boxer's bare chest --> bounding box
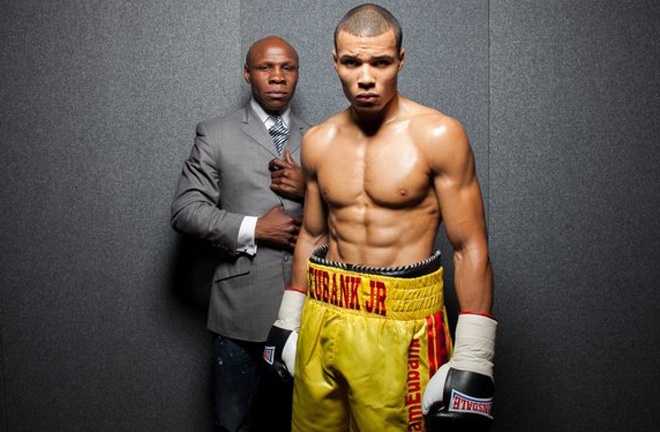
[317,131,432,210]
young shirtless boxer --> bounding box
[264,4,497,431]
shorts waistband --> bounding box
[309,244,442,279]
[306,246,444,320]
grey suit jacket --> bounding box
[171,104,310,342]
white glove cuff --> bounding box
[273,289,306,331]
[450,313,497,378]
[282,330,299,377]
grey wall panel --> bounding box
[0,0,242,430]
[490,1,660,430]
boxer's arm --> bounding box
[423,116,496,430]
[290,127,330,291]
[431,116,492,314]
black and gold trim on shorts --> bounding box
[309,244,442,279]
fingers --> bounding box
[270,167,289,180]
[270,181,297,198]
[270,169,296,188]
[269,218,300,250]
[287,224,300,249]
[269,151,300,171]
[269,158,286,171]
[269,153,305,202]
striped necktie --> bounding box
[268,116,288,155]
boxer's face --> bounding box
[333,29,404,114]
[244,38,299,115]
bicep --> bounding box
[431,121,487,250]
[299,127,329,241]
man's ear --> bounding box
[243,63,250,84]
[398,49,406,71]
[332,49,338,70]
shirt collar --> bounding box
[250,99,291,129]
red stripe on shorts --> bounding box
[426,314,439,376]
[426,311,449,377]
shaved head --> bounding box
[334,3,402,52]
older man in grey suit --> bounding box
[171,35,309,432]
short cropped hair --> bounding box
[334,3,403,52]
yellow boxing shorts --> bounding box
[292,245,453,432]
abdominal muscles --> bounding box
[325,189,440,268]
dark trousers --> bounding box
[213,334,293,432]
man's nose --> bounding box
[357,66,375,88]
[269,67,286,83]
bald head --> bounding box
[334,3,402,52]
[245,35,298,69]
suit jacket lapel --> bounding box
[240,105,279,157]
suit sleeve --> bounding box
[171,121,245,253]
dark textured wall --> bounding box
[1,1,658,431]
[490,2,660,430]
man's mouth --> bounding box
[267,92,288,99]
[356,93,377,103]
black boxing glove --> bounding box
[422,313,497,431]
[263,288,305,381]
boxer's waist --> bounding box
[306,245,444,320]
